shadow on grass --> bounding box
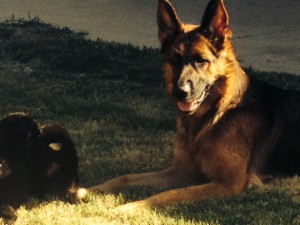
[169,190,300,225]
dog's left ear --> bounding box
[200,0,229,39]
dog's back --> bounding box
[246,80,300,176]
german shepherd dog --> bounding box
[90,0,300,214]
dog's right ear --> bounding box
[200,0,229,40]
[157,0,182,47]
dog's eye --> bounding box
[192,55,209,65]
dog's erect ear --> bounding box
[200,0,229,39]
[157,0,182,46]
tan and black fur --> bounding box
[90,0,300,214]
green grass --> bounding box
[0,18,300,225]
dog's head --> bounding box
[157,0,235,115]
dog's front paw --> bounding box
[112,200,149,216]
[67,187,89,203]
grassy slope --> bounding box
[0,18,299,225]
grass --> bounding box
[0,18,299,224]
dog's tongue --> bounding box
[178,101,195,112]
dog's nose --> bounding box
[178,80,192,93]
[176,80,193,99]
[178,83,190,93]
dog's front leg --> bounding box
[88,165,195,193]
[113,181,245,215]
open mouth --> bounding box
[177,86,209,114]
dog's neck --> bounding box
[211,44,249,125]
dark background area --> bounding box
[0,0,299,74]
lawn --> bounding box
[0,18,299,225]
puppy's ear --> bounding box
[49,143,62,151]
[157,0,182,46]
[200,0,230,39]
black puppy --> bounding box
[0,159,15,224]
[0,160,15,225]
[0,113,39,204]
[0,113,85,223]
[0,113,39,224]
[28,124,81,200]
